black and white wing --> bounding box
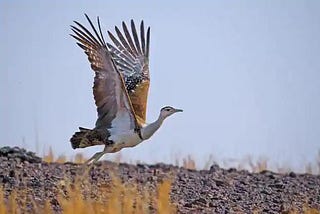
[70,15,141,131]
[107,20,150,125]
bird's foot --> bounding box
[84,151,106,165]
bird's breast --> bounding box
[108,129,143,150]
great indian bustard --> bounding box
[70,14,182,164]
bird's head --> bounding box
[159,106,183,119]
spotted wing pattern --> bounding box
[107,20,150,125]
[70,15,141,131]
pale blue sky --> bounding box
[1,1,320,170]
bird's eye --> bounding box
[166,109,170,111]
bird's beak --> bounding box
[174,108,183,113]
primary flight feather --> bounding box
[70,14,182,164]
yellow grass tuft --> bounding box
[8,190,18,214]
[56,155,67,163]
[43,146,55,163]
[0,187,6,214]
[0,170,176,214]
[182,155,196,170]
[157,179,176,213]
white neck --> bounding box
[141,114,165,140]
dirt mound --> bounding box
[0,147,319,213]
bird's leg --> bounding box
[85,146,108,165]
[80,151,103,176]
[84,151,103,165]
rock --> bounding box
[209,163,220,172]
[289,172,297,178]
[9,170,15,177]
[0,146,319,213]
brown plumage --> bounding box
[107,20,150,125]
[69,14,182,164]
[70,15,141,149]
[71,127,110,149]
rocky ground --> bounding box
[0,147,319,213]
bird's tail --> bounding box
[70,127,105,149]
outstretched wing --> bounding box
[70,14,141,132]
[107,20,150,125]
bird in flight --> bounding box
[70,14,183,164]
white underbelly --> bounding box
[108,129,143,152]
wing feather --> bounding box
[140,21,145,54]
[115,26,136,59]
[146,27,150,58]
[107,31,135,65]
[122,22,139,57]
[73,21,100,45]
[84,14,105,45]
[131,20,142,55]
[71,15,141,131]
[108,20,151,124]
[97,16,106,45]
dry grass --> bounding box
[0,173,176,214]
[43,147,86,164]
[2,147,177,213]
[1,173,318,214]
[43,147,320,174]
[1,148,320,213]
[290,207,320,214]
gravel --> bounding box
[0,147,319,213]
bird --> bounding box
[70,14,183,164]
